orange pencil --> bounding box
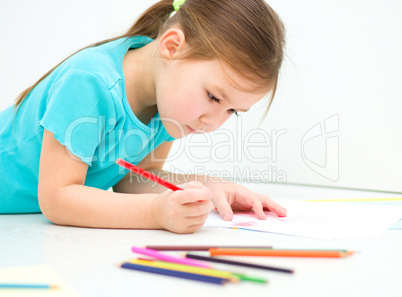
[209,248,353,258]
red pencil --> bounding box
[116,158,183,191]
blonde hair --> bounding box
[14,0,285,116]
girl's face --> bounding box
[156,59,266,139]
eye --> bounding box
[207,92,220,103]
[229,109,239,116]
[207,92,239,116]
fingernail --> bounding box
[223,214,231,221]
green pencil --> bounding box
[232,273,268,284]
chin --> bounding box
[172,131,189,139]
[163,122,188,139]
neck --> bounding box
[123,41,158,123]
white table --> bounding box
[1,183,401,297]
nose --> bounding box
[199,112,228,132]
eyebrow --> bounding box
[212,84,250,112]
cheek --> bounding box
[159,93,198,123]
[156,67,206,129]
[155,94,197,139]
[159,97,206,139]
[161,87,204,121]
[176,100,201,122]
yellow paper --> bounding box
[0,265,80,297]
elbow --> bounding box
[38,187,66,225]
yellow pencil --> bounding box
[129,259,239,282]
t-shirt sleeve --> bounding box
[39,70,115,166]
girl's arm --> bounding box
[112,141,175,194]
[38,129,213,233]
[113,139,286,220]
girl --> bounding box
[0,0,287,233]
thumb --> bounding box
[213,194,233,221]
[180,181,205,190]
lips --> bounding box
[187,125,210,134]
[186,125,196,133]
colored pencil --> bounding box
[145,245,273,251]
[133,259,268,284]
[209,248,353,258]
[121,262,227,285]
[0,283,59,289]
[131,246,211,269]
[186,254,294,274]
[116,158,182,191]
[129,259,238,281]
[231,273,268,284]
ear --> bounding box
[158,28,186,61]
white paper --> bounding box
[204,198,402,239]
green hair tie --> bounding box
[173,0,186,12]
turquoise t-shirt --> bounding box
[0,36,175,214]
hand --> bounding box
[152,182,214,234]
[204,179,287,221]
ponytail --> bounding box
[15,0,285,119]
[126,0,174,39]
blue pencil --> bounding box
[121,262,227,285]
[0,283,58,289]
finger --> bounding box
[259,195,287,217]
[178,213,210,233]
[213,193,233,221]
[251,199,267,220]
[178,187,213,204]
[183,182,210,203]
[182,220,208,234]
[187,212,210,228]
[180,181,205,189]
[185,200,214,218]
[237,204,253,211]
[187,212,210,225]
[186,223,205,233]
